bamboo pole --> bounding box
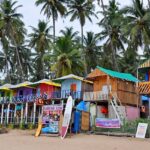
[33,102,36,125]
[20,104,24,124]
[6,103,10,124]
[25,102,28,124]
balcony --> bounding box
[83,91,109,101]
[138,81,150,95]
[0,97,11,104]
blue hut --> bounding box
[54,74,93,99]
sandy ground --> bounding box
[0,130,150,150]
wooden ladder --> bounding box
[110,94,126,125]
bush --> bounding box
[19,123,25,130]
[7,124,14,129]
[95,118,150,137]
[28,123,35,130]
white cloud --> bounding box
[17,0,148,35]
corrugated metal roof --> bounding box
[96,66,138,82]
[28,79,61,87]
[10,81,33,89]
[53,74,93,84]
[138,59,150,69]
[0,84,13,90]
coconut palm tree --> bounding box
[0,0,26,81]
[122,0,150,50]
[51,36,84,77]
[83,32,100,73]
[29,20,52,79]
[98,0,126,71]
[35,0,66,42]
[60,27,79,41]
[67,0,97,46]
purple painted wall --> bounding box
[126,106,140,120]
[17,87,33,96]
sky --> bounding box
[17,0,148,36]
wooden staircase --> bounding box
[110,94,126,125]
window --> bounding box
[70,84,77,92]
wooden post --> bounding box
[25,102,28,124]
[6,103,10,124]
[1,104,4,124]
[33,102,36,125]
[20,104,24,124]
[14,104,17,124]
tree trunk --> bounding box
[2,43,11,83]
[12,37,24,81]
[81,25,87,76]
[81,25,84,47]
[100,0,119,71]
[4,53,11,83]
[148,0,150,9]
[52,10,55,43]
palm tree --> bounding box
[0,0,26,81]
[83,32,100,73]
[60,27,79,41]
[98,0,126,71]
[35,0,66,42]
[122,0,150,50]
[50,36,84,77]
[29,20,52,79]
[67,0,97,46]
[9,42,32,82]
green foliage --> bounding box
[7,124,14,129]
[27,123,35,130]
[19,122,25,130]
[95,118,150,137]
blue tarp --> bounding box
[73,101,88,133]
[76,101,87,111]
[141,95,149,101]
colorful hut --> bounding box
[28,79,61,100]
[138,59,150,118]
[0,84,14,124]
[84,66,139,122]
[54,74,93,99]
[11,81,34,103]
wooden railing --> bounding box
[138,81,150,95]
[83,91,109,101]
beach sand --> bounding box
[0,130,150,150]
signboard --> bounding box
[42,104,63,134]
[43,104,63,115]
[95,118,120,128]
[136,123,148,138]
[61,96,73,139]
[81,111,90,131]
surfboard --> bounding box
[61,96,73,139]
[35,122,42,137]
